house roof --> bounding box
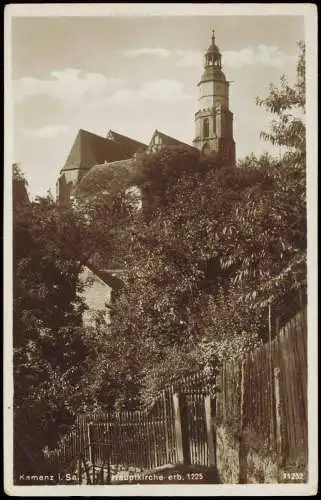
[88,265,125,290]
[60,129,126,175]
[107,130,148,157]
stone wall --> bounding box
[216,425,280,484]
[216,426,240,483]
[245,448,279,483]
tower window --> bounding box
[203,118,209,138]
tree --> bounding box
[12,163,29,205]
[74,162,139,269]
[239,40,306,311]
[110,42,306,397]
[12,178,132,474]
[256,40,305,167]
[13,193,88,473]
[109,148,271,400]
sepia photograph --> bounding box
[4,3,318,496]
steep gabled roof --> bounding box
[60,129,126,174]
[87,264,125,290]
[107,130,148,157]
[149,129,195,150]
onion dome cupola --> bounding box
[205,30,223,69]
[200,30,226,85]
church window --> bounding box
[203,118,209,138]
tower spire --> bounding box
[193,32,235,164]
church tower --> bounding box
[193,31,235,164]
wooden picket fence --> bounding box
[44,392,176,482]
[43,308,307,481]
[79,390,178,471]
[43,374,214,482]
[216,309,308,464]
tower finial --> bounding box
[212,29,215,44]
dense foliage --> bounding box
[13,178,132,473]
[12,42,306,465]
[109,40,306,398]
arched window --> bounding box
[203,118,209,138]
[213,56,221,68]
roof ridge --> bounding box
[87,264,124,289]
[78,128,107,141]
[109,129,148,147]
[93,158,134,168]
[154,129,194,148]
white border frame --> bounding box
[4,3,318,496]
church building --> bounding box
[56,31,235,205]
[55,30,236,324]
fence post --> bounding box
[204,395,216,466]
[87,423,92,465]
[78,456,82,484]
[172,392,184,464]
[240,359,245,432]
[268,301,276,448]
[239,359,248,484]
[274,367,282,455]
[180,394,191,465]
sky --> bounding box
[9,10,305,198]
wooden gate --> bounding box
[172,374,217,468]
[181,392,209,465]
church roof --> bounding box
[107,130,148,157]
[198,66,226,84]
[206,30,221,57]
[60,129,125,175]
[149,130,195,150]
[199,30,226,84]
[77,158,137,196]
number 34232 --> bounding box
[283,471,305,481]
